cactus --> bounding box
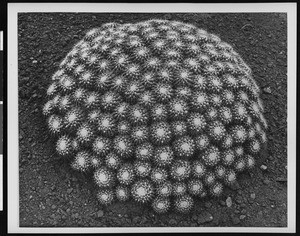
[43,19,267,213]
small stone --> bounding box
[232,217,241,225]
[197,211,213,224]
[97,210,104,218]
[276,177,287,182]
[192,215,198,221]
[133,216,140,224]
[164,14,172,20]
[235,197,243,204]
[169,219,177,226]
[250,193,256,199]
[240,215,246,220]
[74,213,79,218]
[226,197,232,207]
[205,202,212,208]
[260,165,268,170]
[219,200,226,206]
[263,179,271,185]
[237,190,242,195]
[66,208,70,213]
[32,60,38,64]
[229,182,240,190]
[51,205,56,209]
[67,188,73,194]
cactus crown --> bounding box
[44,19,267,213]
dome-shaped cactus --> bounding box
[43,19,268,213]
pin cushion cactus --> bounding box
[43,19,267,213]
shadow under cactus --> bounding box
[19,13,287,227]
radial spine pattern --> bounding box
[44,19,268,214]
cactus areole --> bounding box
[43,19,267,213]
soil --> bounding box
[18,13,287,227]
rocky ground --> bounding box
[18,13,287,227]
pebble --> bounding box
[67,188,73,194]
[32,60,38,64]
[197,211,213,224]
[169,219,177,226]
[240,215,246,220]
[97,210,104,218]
[232,217,241,225]
[219,200,226,206]
[229,182,240,190]
[192,215,198,221]
[250,193,256,199]
[260,165,268,170]
[133,216,140,224]
[235,196,243,204]
[226,197,232,207]
[51,205,56,209]
[263,179,271,185]
[182,221,189,227]
[276,177,287,182]
[205,202,212,208]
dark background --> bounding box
[0,51,3,101]
[18,13,287,227]
[0,104,2,154]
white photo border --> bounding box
[8,2,296,233]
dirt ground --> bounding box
[18,13,287,227]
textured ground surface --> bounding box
[18,13,287,227]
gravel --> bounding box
[19,12,287,227]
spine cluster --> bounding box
[44,19,268,214]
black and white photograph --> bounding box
[7,3,296,234]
